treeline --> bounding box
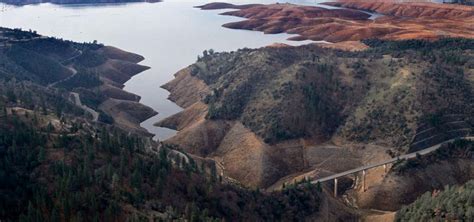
[0,82,323,221]
[0,28,40,40]
[396,180,474,221]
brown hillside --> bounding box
[199,2,474,42]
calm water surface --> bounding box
[0,0,324,140]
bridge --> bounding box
[310,136,473,197]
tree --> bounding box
[316,182,322,192]
[210,164,217,183]
[7,90,16,103]
[38,147,46,162]
[466,207,474,220]
[131,169,142,189]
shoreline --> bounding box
[197,2,474,42]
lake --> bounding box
[0,0,329,140]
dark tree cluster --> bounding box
[396,180,474,221]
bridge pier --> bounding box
[352,174,358,189]
[334,178,338,197]
[362,170,366,192]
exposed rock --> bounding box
[156,101,208,130]
[161,66,211,108]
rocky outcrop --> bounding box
[156,102,208,131]
[161,67,211,108]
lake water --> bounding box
[0,0,332,140]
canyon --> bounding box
[1,0,473,220]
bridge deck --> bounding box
[311,137,473,184]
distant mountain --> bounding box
[0,0,160,5]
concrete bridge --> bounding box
[311,136,473,197]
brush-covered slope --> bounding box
[159,39,474,187]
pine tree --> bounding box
[119,149,128,176]
[51,207,60,222]
[210,164,217,183]
[131,169,142,189]
[38,147,46,163]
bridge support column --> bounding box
[362,170,366,192]
[334,178,338,197]
[352,174,358,189]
